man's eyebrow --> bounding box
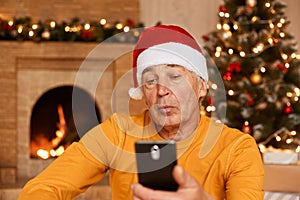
[142,67,154,74]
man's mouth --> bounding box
[158,105,177,113]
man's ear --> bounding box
[197,78,207,98]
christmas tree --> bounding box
[202,0,300,150]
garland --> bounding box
[0,17,146,43]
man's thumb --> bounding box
[172,165,197,188]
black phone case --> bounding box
[135,141,178,191]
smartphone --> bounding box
[135,140,178,191]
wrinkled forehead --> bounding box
[142,64,193,75]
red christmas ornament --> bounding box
[125,19,135,27]
[246,93,254,106]
[223,71,232,81]
[202,34,210,42]
[242,6,254,14]
[81,30,93,40]
[208,97,213,106]
[219,5,227,13]
[283,105,293,114]
[1,22,13,31]
[274,63,287,72]
[242,121,252,134]
[228,61,241,72]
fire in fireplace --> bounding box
[30,85,101,159]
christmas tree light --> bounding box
[202,0,300,150]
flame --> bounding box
[33,104,67,159]
[37,146,65,159]
[37,149,49,159]
[49,146,65,157]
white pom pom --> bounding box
[128,87,143,100]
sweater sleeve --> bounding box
[18,141,107,200]
[225,134,265,200]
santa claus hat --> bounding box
[129,24,208,100]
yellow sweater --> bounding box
[19,112,264,200]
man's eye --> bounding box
[145,79,157,88]
[170,74,181,80]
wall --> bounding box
[0,0,140,24]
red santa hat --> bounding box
[129,24,208,100]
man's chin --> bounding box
[153,115,181,127]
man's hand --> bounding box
[131,165,214,200]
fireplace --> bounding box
[30,85,101,159]
[13,42,136,180]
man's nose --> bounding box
[157,83,170,97]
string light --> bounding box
[50,21,56,28]
[0,17,143,43]
[84,23,91,30]
[17,25,23,34]
[279,32,285,38]
[258,127,300,153]
[253,47,259,54]
[265,2,271,8]
[216,23,222,30]
[228,48,234,55]
[115,23,123,30]
[269,23,275,29]
[28,30,34,37]
[286,138,293,144]
[281,53,288,60]
[260,66,266,73]
[206,105,216,112]
[240,51,246,57]
[294,87,300,96]
[275,135,281,141]
[65,26,71,32]
[99,18,107,25]
[211,83,218,90]
[251,16,258,23]
[8,20,14,26]
[268,37,273,45]
[233,24,239,30]
[285,63,290,68]
[133,30,140,37]
[215,46,222,57]
[32,24,39,30]
[223,23,230,31]
[277,22,283,28]
[228,90,234,96]
[296,146,300,153]
[123,26,130,32]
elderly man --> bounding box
[19,25,264,200]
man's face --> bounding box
[142,64,207,129]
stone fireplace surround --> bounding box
[0,41,146,199]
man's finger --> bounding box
[131,183,177,200]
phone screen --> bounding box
[135,140,178,191]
